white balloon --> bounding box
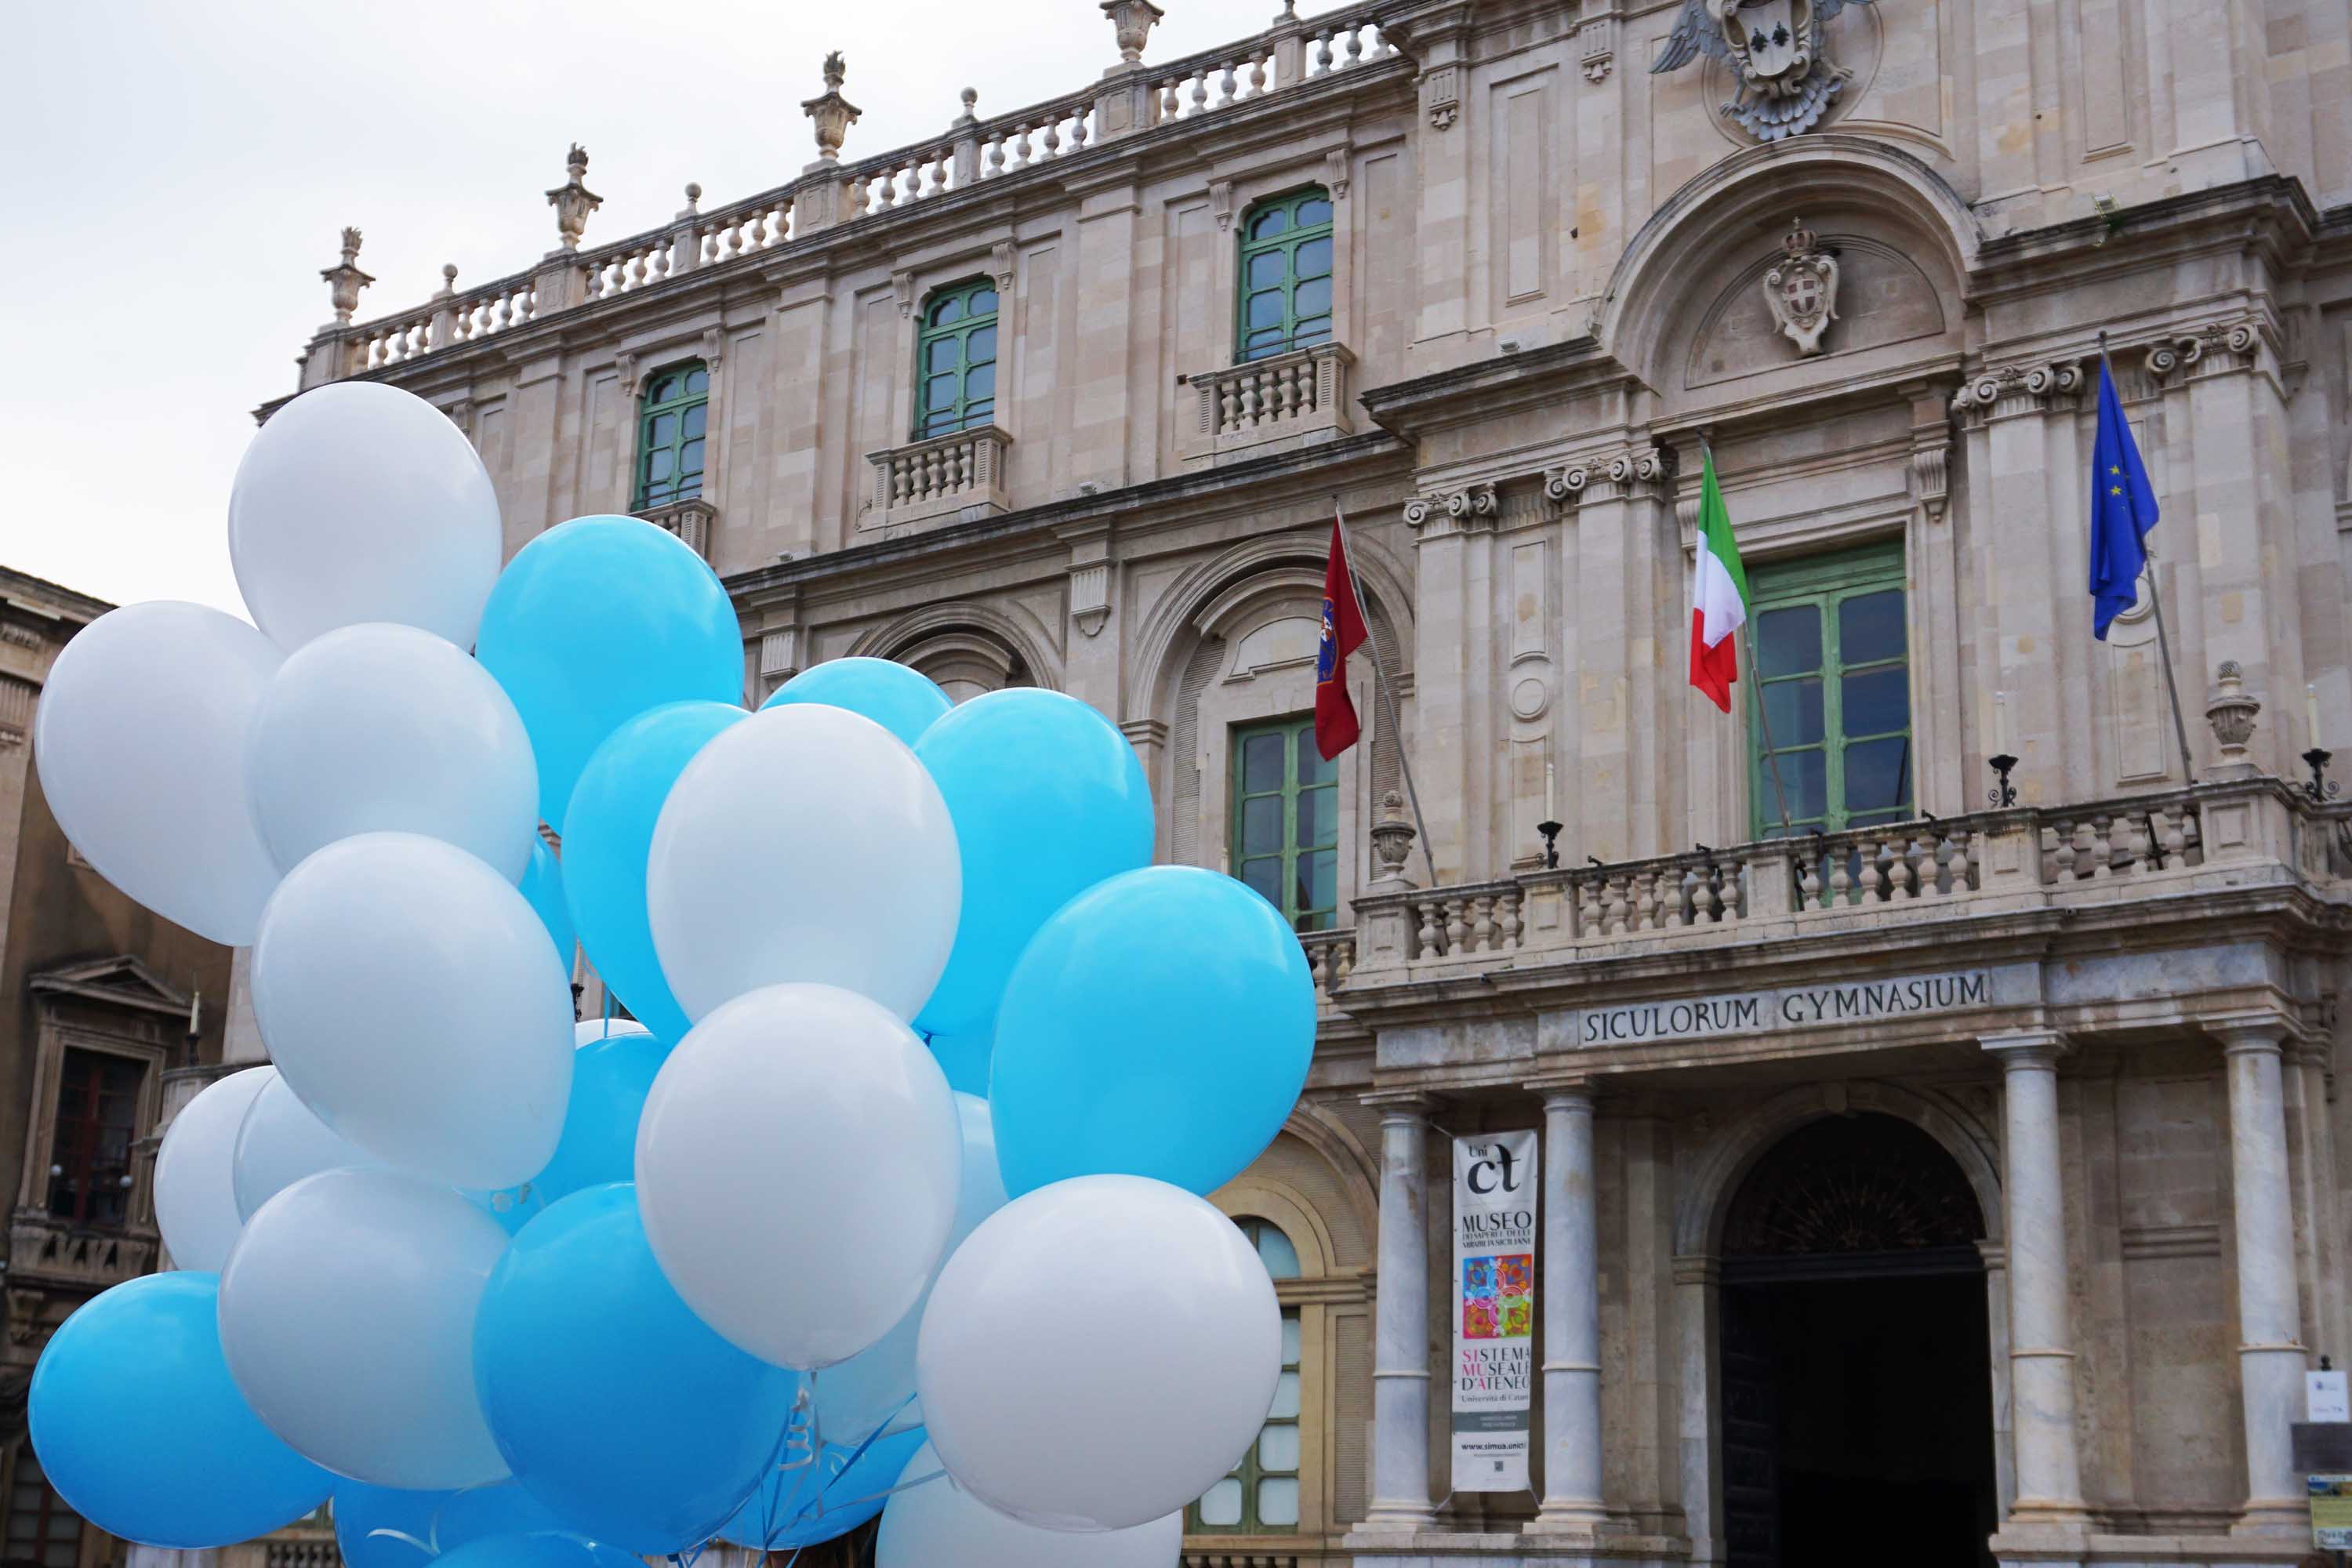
[151,1067,274,1272]
[252,833,573,1189]
[229,381,502,653]
[220,1167,510,1488]
[247,623,537,880]
[647,705,959,1024]
[233,1070,379,1220]
[877,1444,1181,1568]
[818,1093,1007,1443]
[637,983,959,1370]
[917,1176,1279,1530]
[32,602,282,943]
[572,1018,652,1048]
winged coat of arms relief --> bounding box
[1650,0,1880,142]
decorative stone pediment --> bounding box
[30,956,191,1020]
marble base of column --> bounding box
[1359,1361,1437,1533]
[2231,1341,2311,1537]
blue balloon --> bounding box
[30,1272,332,1548]
[531,1030,670,1205]
[559,701,746,1040]
[991,866,1315,1196]
[717,1428,926,1550]
[913,689,1153,1034]
[518,838,573,969]
[476,515,745,826]
[430,1534,642,1568]
[333,1481,565,1568]
[761,657,951,747]
[473,1185,802,1552]
[924,1026,991,1096]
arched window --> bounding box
[1193,1218,1303,1534]
[915,280,1000,438]
[633,362,708,510]
[1236,188,1334,363]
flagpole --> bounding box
[1697,440,1795,836]
[2099,330,2198,782]
[1332,499,1442,891]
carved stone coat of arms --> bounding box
[1762,217,1838,356]
[1650,0,1879,142]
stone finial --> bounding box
[320,225,375,325]
[801,54,862,165]
[954,87,979,128]
[1100,0,1166,65]
[683,182,702,212]
[2205,659,2262,779]
[431,263,459,301]
[545,143,603,253]
[1370,789,1418,887]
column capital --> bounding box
[1361,1089,1438,1121]
[1525,1073,1595,1109]
[1981,1029,2069,1067]
[2205,1012,2295,1057]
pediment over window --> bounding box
[30,956,191,1020]
[1225,615,1322,681]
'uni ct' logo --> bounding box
[1465,1142,1523,1195]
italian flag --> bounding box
[1688,449,1749,713]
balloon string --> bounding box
[601,985,614,1038]
[826,1466,946,1512]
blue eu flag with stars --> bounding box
[2089,355,2160,641]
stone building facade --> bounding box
[283,1,2352,1564]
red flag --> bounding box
[1315,519,1369,760]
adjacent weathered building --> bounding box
[285,1,2352,1564]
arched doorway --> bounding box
[1718,1112,1997,1568]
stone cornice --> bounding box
[1969,174,2320,307]
[1356,334,1628,439]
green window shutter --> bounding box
[1746,541,1912,840]
[913,279,1001,439]
[633,362,710,510]
[1191,1222,1303,1534]
[1235,188,1335,364]
[1230,717,1338,932]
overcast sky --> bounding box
[1,0,1310,618]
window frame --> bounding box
[632,361,710,511]
[913,278,1001,440]
[1190,1219,1303,1535]
[1744,542,1913,840]
[45,1047,143,1231]
[1234,187,1336,365]
[1228,717,1338,933]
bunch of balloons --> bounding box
[26,381,1319,1567]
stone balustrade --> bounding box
[220,1531,338,1568]
[303,0,1409,385]
[1340,780,2332,989]
[1185,344,1356,466]
[1183,1553,1305,1568]
[862,425,1014,536]
[634,496,717,558]
[1298,927,1356,1008]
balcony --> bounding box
[1183,344,1356,468]
[635,495,717,557]
[1301,780,2347,1035]
[862,426,1014,538]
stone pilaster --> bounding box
[1528,1080,1607,1534]
[2211,1014,2309,1537]
[1980,1029,2092,1534]
[1359,1091,1439,1533]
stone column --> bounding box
[1362,1092,1437,1531]
[1981,1031,2089,1526]
[1529,1082,1607,1532]
[2214,1016,2309,1535]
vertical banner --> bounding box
[1452,1129,1537,1492]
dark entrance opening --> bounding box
[1719,1112,1998,1568]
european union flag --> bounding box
[2089,356,2161,641]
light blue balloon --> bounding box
[518,838,573,970]
[717,1427,925,1550]
[761,657,951,747]
[332,1480,566,1568]
[473,1185,802,1553]
[30,1272,332,1548]
[476,515,745,826]
[924,1026,991,1096]
[913,689,1153,1035]
[991,866,1316,1197]
[429,1534,642,1568]
[559,701,746,1041]
[530,1030,670,1206]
